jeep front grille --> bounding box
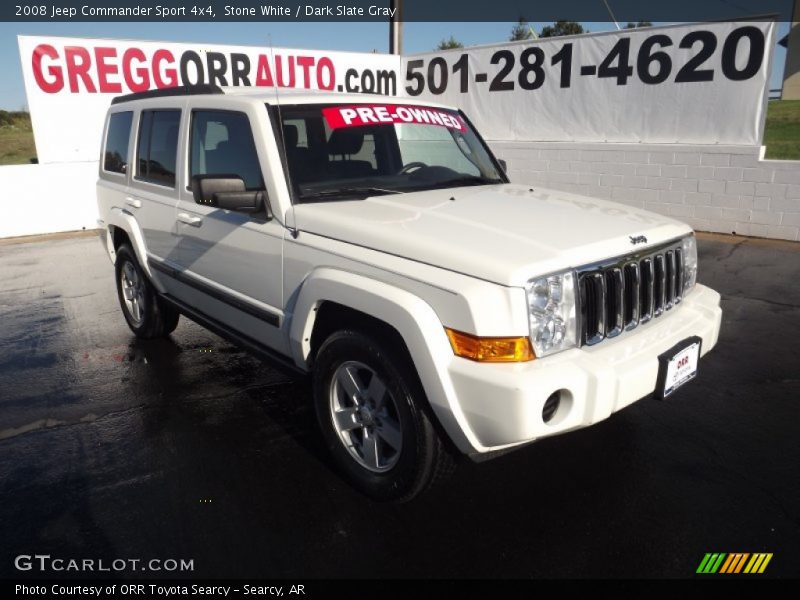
[578,241,684,346]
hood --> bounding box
[292,184,692,287]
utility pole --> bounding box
[782,0,800,99]
[389,0,403,54]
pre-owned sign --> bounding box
[322,104,464,130]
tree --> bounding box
[510,18,534,41]
[625,21,653,29]
[436,36,464,50]
[539,21,584,38]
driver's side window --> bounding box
[189,111,264,190]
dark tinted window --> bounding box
[136,110,180,187]
[103,111,132,174]
[190,111,263,189]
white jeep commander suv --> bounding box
[97,85,722,501]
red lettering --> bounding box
[32,44,63,93]
[275,55,295,88]
[152,49,177,89]
[316,57,335,90]
[94,47,121,93]
[122,48,150,92]
[255,55,274,86]
[297,56,314,89]
[64,46,96,93]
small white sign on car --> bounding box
[662,341,701,398]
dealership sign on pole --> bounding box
[19,21,774,164]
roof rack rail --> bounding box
[111,84,224,105]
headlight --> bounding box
[682,234,698,294]
[525,270,578,357]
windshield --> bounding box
[275,103,505,201]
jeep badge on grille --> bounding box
[630,235,648,245]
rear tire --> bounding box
[312,329,454,502]
[115,244,179,339]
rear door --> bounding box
[97,108,134,232]
[167,106,285,351]
[127,106,183,268]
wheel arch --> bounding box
[288,267,477,454]
[105,208,156,283]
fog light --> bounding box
[542,391,561,423]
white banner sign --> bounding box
[18,35,400,163]
[18,22,775,164]
[403,21,775,145]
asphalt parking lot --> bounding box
[1,231,798,579]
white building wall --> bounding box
[0,162,98,239]
[1,145,799,241]
[491,141,800,242]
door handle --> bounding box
[125,197,142,209]
[177,213,203,227]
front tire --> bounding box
[115,244,179,339]
[312,329,453,502]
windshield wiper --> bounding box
[426,175,503,189]
[299,186,402,201]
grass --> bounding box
[0,111,37,166]
[763,100,800,160]
[0,101,798,165]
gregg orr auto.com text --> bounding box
[30,43,397,95]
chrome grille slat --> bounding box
[654,254,666,317]
[624,262,640,330]
[582,272,607,346]
[605,267,624,338]
[577,240,684,347]
[641,257,654,323]
[665,250,675,310]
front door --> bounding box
[168,108,286,352]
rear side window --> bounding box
[190,111,264,190]
[103,111,132,174]
[136,109,181,187]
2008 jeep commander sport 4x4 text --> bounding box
[97,85,722,501]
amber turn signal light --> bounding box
[444,328,535,362]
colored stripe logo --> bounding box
[697,552,773,574]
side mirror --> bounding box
[191,175,270,217]
[498,159,508,173]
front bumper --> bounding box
[447,283,722,453]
